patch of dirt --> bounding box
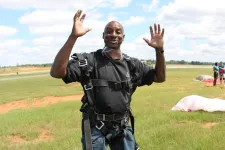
[35,128,54,142]
[18,67,50,71]
[200,122,217,129]
[175,121,188,126]
[9,128,54,144]
[9,136,27,143]
[205,83,214,87]
[0,95,83,114]
[0,66,50,75]
[217,93,225,99]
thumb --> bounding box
[85,28,92,33]
[143,37,151,46]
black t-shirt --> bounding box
[62,50,155,114]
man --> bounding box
[213,62,219,86]
[219,61,225,86]
[50,10,166,150]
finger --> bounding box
[74,10,82,21]
[80,14,86,22]
[143,37,150,45]
[77,10,82,19]
[158,24,161,34]
[150,26,154,37]
[74,10,80,20]
[154,23,157,34]
[161,28,165,37]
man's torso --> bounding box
[92,52,132,114]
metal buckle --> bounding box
[102,114,105,121]
[96,121,104,130]
[84,85,93,90]
[79,59,87,67]
[112,114,116,120]
[124,117,129,124]
[114,82,122,89]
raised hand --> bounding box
[143,24,164,49]
[71,10,92,37]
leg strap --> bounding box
[83,113,93,150]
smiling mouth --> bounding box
[110,40,118,44]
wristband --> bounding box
[156,48,164,54]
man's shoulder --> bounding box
[71,49,102,60]
[122,53,139,63]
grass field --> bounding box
[0,68,225,150]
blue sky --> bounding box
[0,0,224,66]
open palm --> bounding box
[71,10,91,37]
[143,24,164,49]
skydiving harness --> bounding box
[73,49,140,150]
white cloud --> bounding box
[28,25,72,36]
[123,16,146,26]
[0,25,18,38]
[0,0,105,10]
[0,0,133,66]
[0,39,25,51]
[19,10,108,36]
[152,0,225,62]
[0,0,131,10]
[110,0,132,8]
[32,36,66,46]
[0,39,25,65]
[19,10,103,26]
[142,0,159,12]
[158,0,224,23]
[2,0,225,66]
[107,16,118,22]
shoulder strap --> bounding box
[72,53,95,106]
[122,54,139,92]
[73,52,95,150]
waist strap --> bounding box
[95,112,129,121]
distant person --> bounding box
[213,62,219,86]
[50,10,166,150]
[219,61,225,86]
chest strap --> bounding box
[90,79,131,90]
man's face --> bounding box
[103,21,125,49]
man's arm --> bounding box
[143,23,165,83]
[154,49,166,82]
[50,35,77,78]
[50,9,91,79]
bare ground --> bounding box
[0,95,83,114]
[200,122,217,129]
[9,128,54,144]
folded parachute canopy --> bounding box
[171,95,225,112]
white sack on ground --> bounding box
[171,95,225,112]
[195,75,213,81]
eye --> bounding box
[105,29,113,34]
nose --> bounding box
[111,31,116,37]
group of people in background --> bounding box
[213,62,225,86]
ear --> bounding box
[122,34,125,41]
[102,32,104,39]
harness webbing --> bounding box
[74,50,140,150]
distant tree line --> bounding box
[0,61,214,68]
[0,63,52,68]
[140,59,214,66]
